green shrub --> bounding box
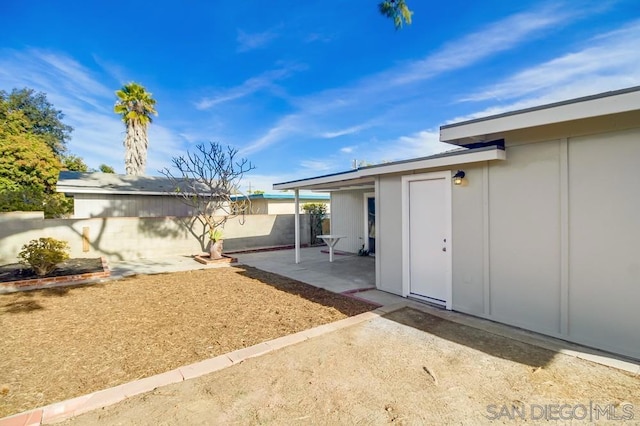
[18,237,70,276]
[303,203,328,245]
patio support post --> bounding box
[294,188,300,263]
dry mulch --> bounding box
[0,265,376,418]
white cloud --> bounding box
[461,20,640,103]
[239,115,301,156]
[195,63,304,110]
[340,146,354,154]
[242,3,590,157]
[371,130,452,163]
[449,19,640,123]
[299,160,332,173]
[390,3,574,86]
[236,29,279,52]
[320,123,371,139]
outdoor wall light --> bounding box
[453,170,466,186]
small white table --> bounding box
[317,235,346,262]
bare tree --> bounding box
[160,142,255,258]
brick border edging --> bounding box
[0,304,406,426]
[0,257,110,294]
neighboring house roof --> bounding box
[56,171,212,196]
[230,193,330,201]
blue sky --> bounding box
[2,1,639,192]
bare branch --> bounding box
[160,142,255,249]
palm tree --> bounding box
[379,0,413,29]
[114,82,157,175]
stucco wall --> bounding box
[330,190,367,253]
[0,213,309,263]
[377,175,403,294]
[567,128,640,358]
[450,165,486,314]
[488,140,562,335]
[450,126,640,359]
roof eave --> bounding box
[273,146,505,191]
[441,86,640,145]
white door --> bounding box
[403,173,451,306]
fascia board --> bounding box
[273,148,505,190]
[441,89,640,144]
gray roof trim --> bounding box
[273,145,505,190]
[273,147,473,187]
[56,171,212,196]
[441,86,640,130]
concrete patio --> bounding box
[233,247,405,307]
[234,246,375,292]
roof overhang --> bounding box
[273,145,505,191]
[441,86,640,145]
[56,172,215,197]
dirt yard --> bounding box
[0,266,375,418]
[62,308,640,425]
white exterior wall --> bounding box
[488,140,562,335]
[330,190,367,253]
[449,127,640,359]
[247,200,330,214]
[266,200,330,215]
[377,175,403,294]
[567,129,640,358]
[73,194,194,218]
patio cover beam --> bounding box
[273,146,505,191]
[294,188,300,263]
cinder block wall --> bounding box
[0,212,310,263]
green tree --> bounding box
[0,88,73,155]
[61,154,89,172]
[0,133,72,217]
[0,88,75,217]
[114,82,157,176]
[379,0,413,29]
[98,164,115,173]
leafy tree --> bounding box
[0,132,72,217]
[0,88,75,217]
[0,134,60,192]
[98,164,115,173]
[61,154,89,172]
[0,88,73,155]
[160,142,255,258]
[114,82,157,176]
[379,0,413,29]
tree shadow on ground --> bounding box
[384,307,556,368]
[2,299,43,313]
[235,265,377,317]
